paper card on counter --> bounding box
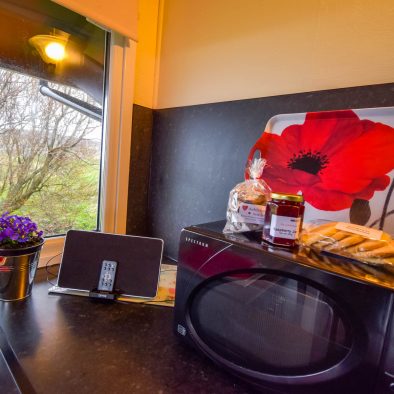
[335,222,383,240]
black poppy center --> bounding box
[287,150,329,175]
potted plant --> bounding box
[0,213,44,301]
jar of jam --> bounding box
[262,192,305,247]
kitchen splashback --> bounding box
[131,83,394,260]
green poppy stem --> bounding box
[379,178,394,230]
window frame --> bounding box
[39,32,136,267]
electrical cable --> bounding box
[45,252,63,286]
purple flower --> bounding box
[0,213,43,249]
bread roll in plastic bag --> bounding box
[223,158,271,233]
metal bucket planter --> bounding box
[0,242,44,301]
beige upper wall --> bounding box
[154,0,394,109]
[134,0,161,108]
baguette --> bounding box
[331,231,350,241]
[382,256,394,265]
[354,242,394,259]
[346,239,388,254]
[301,222,338,246]
[324,235,365,252]
[308,221,339,233]
[358,256,394,266]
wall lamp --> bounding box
[29,33,69,64]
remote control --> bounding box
[97,260,118,292]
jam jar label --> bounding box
[269,214,301,240]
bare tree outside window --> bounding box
[0,68,102,236]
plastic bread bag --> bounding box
[300,220,394,266]
[223,158,271,233]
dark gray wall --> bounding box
[126,104,153,236]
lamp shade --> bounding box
[50,0,138,41]
[28,34,69,63]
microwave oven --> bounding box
[174,221,394,394]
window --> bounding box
[0,0,135,265]
[0,70,103,236]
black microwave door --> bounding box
[185,270,368,393]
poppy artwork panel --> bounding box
[248,107,394,234]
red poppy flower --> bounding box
[248,110,394,211]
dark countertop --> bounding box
[0,349,19,393]
[0,268,257,394]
